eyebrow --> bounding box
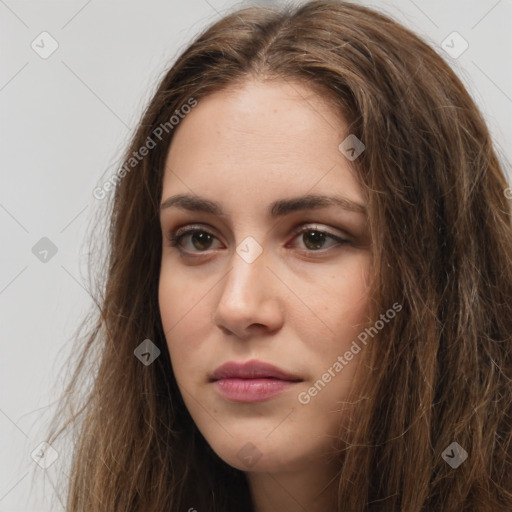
[160,193,367,217]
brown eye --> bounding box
[168,228,220,252]
[188,231,214,251]
[290,225,349,252]
[302,230,328,250]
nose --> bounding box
[212,248,285,338]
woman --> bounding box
[45,1,512,510]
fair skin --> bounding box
[158,78,371,512]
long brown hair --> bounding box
[43,1,512,510]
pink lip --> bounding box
[210,360,302,403]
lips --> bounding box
[210,360,302,382]
[210,360,302,403]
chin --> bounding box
[205,432,310,473]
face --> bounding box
[158,79,371,474]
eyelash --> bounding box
[166,224,349,256]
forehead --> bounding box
[162,79,364,207]
[167,79,343,155]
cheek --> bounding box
[309,254,371,330]
[158,261,203,334]
[158,266,181,338]
[158,265,211,375]
[294,255,370,396]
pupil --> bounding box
[304,230,325,250]
[192,232,212,250]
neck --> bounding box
[246,460,340,512]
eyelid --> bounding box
[170,223,218,240]
[289,223,349,243]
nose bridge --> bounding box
[221,242,270,306]
[213,239,284,334]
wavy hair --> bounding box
[44,1,512,510]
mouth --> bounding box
[210,360,302,403]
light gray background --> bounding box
[1,0,511,510]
